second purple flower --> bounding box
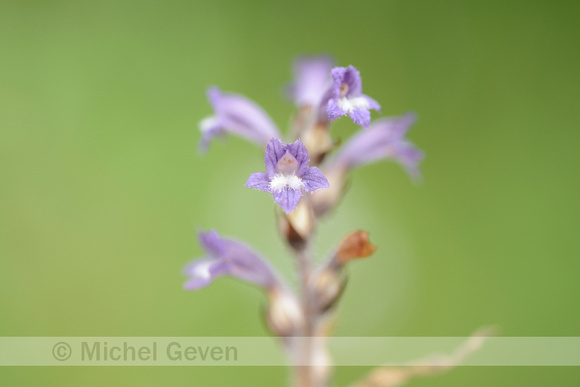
[246,138,329,213]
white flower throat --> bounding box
[192,261,212,280]
[199,116,218,133]
[270,174,304,192]
[336,96,369,113]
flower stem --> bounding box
[295,246,314,387]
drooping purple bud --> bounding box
[330,112,424,178]
[246,138,330,213]
[199,87,282,152]
[325,66,381,128]
[288,55,335,108]
[183,230,280,290]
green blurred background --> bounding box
[1,0,579,385]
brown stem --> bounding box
[294,246,314,387]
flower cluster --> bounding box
[184,55,425,387]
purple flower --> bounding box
[326,66,381,128]
[184,230,280,290]
[246,138,330,213]
[288,55,335,108]
[199,87,282,152]
[330,113,424,177]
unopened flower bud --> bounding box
[276,200,315,251]
[301,122,335,166]
[311,264,346,313]
[310,167,348,217]
[265,287,304,337]
[336,230,377,264]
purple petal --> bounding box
[289,55,335,107]
[245,172,272,193]
[221,239,279,288]
[207,87,223,114]
[264,138,287,178]
[330,67,347,98]
[198,117,224,153]
[393,142,425,178]
[301,167,330,192]
[286,139,310,175]
[331,66,362,98]
[363,95,381,112]
[350,108,372,128]
[391,112,417,137]
[317,87,337,123]
[273,187,302,213]
[198,230,226,257]
[341,66,363,97]
[327,99,346,121]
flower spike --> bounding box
[246,138,329,213]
